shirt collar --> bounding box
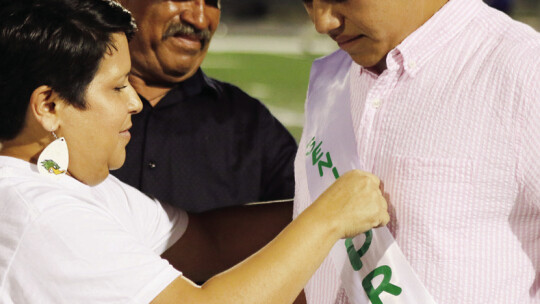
[142,68,219,108]
[173,68,219,98]
[360,0,484,78]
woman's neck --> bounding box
[0,137,45,164]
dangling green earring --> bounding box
[37,131,69,179]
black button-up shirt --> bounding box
[113,69,297,213]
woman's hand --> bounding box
[153,169,390,304]
[310,169,389,239]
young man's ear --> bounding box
[28,85,64,132]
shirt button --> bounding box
[407,60,417,70]
[371,98,382,108]
[147,161,156,169]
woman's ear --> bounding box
[29,85,64,132]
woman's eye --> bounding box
[114,86,128,92]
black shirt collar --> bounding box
[139,68,219,108]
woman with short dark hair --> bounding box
[0,0,389,303]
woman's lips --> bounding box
[119,127,131,139]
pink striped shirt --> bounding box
[293,0,540,303]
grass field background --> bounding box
[202,52,321,141]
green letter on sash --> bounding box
[332,167,340,179]
[345,230,373,271]
[305,137,316,156]
[362,265,402,304]
[311,141,323,165]
[318,152,334,177]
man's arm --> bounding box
[154,170,389,303]
[162,200,306,303]
[161,200,293,282]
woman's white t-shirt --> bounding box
[0,156,188,303]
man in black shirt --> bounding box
[113,2,303,301]
[113,0,297,213]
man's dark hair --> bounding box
[0,0,137,140]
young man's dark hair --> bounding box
[0,0,137,140]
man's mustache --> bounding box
[162,22,212,46]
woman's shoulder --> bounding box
[0,156,93,212]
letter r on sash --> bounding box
[362,265,403,304]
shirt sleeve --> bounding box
[256,99,298,202]
[116,178,189,254]
[9,199,182,304]
[517,54,540,208]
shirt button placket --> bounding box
[361,69,399,169]
[371,98,382,109]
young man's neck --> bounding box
[367,0,450,76]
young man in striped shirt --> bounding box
[295,0,540,303]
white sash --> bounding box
[303,51,436,304]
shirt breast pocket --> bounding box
[388,156,477,235]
